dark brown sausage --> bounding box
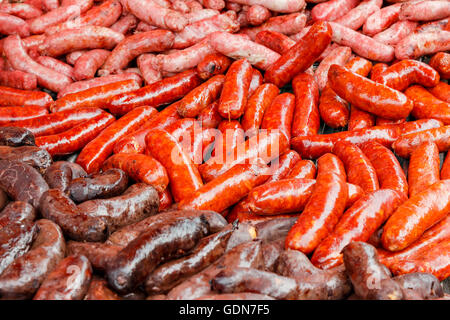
[0,127,35,147]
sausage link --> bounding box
[73,49,109,81]
[399,1,450,22]
[312,189,404,269]
[0,202,36,229]
[0,70,37,91]
[372,20,418,46]
[35,112,115,156]
[287,160,317,179]
[0,13,30,37]
[334,0,382,30]
[67,241,122,272]
[428,82,450,104]
[0,145,51,174]
[255,30,295,55]
[264,21,332,88]
[197,101,223,129]
[442,152,450,180]
[291,73,320,137]
[107,69,202,116]
[430,52,450,80]
[0,3,43,19]
[0,86,52,108]
[405,85,450,125]
[407,141,440,197]
[76,106,157,173]
[0,106,48,126]
[212,120,245,160]
[395,31,450,60]
[102,153,169,193]
[110,13,138,34]
[266,150,301,183]
[314,46,352,91]
[218,59,253,120]
[44,161,87,192]
[196,53,232,80]
[363,3,401,36]
[382,180,450,252]
[28,4,82,35]
[261,93,295,145]
[285,153,348,254]
[348,106,375,131]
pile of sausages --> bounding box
[0,0,449,300]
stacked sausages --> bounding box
[0,0,449,300]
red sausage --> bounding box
[442,152,450,180]
[145,128,203,202]
[76,106,157,174]
[405,85,450,125]
[0,13,30,37]
[348,106,375,131]
[428,82,450,103]
[266,150,301,183]
[314,46,352,91]
[73,49,110,81]
[0,71,37,91]
[255,30,295,55]
[218,59,253,120]
[247,69,263,98]
[333,140,379,193]
[261,93,295,145]
[285,153,348,254]
[291,73,320,137]
[429,52,450,80]
[382,180,450,251]
[0,3,43,20]
[35,112,115,156]
[4,107,106,137]
[241,84,279,138]
[196,53,232,80]
[328,65,413,120]
[287,160,317,180]
[407,141,440,197]
[264,21,332,88]
[197,101,223,129]
[107,69,202,116]
[0,106,48,125]
[0,86,52,108]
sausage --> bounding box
[51,80,140,113]
[66,168,128,203]
[246,4,271,26]
[311,0,360,22]
[372,21,418,46]
[363,3,401,36]
[61,0,94,13]
[393,273,444,300]
[261,93,295,144]
[66,241,122,272]
[34,56,74,79]
[329,65,413,120]
[0,70,37,90]
[0,127,35,147]
[330,22,395,62]
[0,106,48,125]
[405,85,450,125]
[334,0,382,30]
[110,14,138,34]
[0,86,52,108]
[276,249,352,300]
[38,26,124,57]
[429,52,450,80]
[102,154,168,193]
[3,35,72,93]
[121,0,188,32]
[106,213,209,294]
[173,11,239,49]
[266,150,301,183]
[0,160,48,209]
[0,3,43,19]
[442,152,450,180]
[395,31,450,60]
[0,202,36,230]
[196,53,232,80]
[373,60,440,92]
[145,225,234,294]
[287,160,317,179]
[255,30,295,55]
[107,69,202,116]
[314,46,352,91]
[76,106,157,173]
[241,83,279,137]
[0,219,66,299]
[382,180,450,251]
[291,73,320,137]
[217,58,253,120]
[84,277,121,300]
[45,0,123,34]
[35,112,115,156]
[99,30,174,76]
[177,75,224,118]
[197,101,222,129]
[264,21,332,88]
[57,72,142,99]
[220,0,304,13]
[28,4,82,35]
[311,189,404,269]
[0,221,37,275]
[399,1,450,22]
[44,161,87,192]
[0,146,51,174]
[106,209,226,247]
[0,13,30,37]
[342,241,403,300]
[285,153,348,254]
[408,141,440,197]
[253,217,297,242]
[136,54,162,85]
[209,31,280,71]
[211,120,244,161]
[76,183,159,232]
[33,255,92,300]
[73,49,109,81]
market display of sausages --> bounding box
[0,0,448,301]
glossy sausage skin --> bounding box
[442,152,450,180]
[73,49,110,81]
[0,86,53,108]
[196,53,232,80]
[66,241,122,272]
[255,30,295,55]
[428,82,450,103]
[0,106,48,125]
[395,31,450,60]
[35,112,115,156]
[264,21,332,88]
[405,85,450,125]
[429,52,450,80]
[106,214,209,294]
[102,153,169,193]
[146,129,203,202]
[287,160,317,179]
[328,65,413,120]
[382,180,450,252]
[407,141,440,197]
[218,59,253,120]
[261,93,295,144]
[266,150,301,183]
[67,168,128,203]
[0,201,36,229]
[76,106,157,173]
[107,69,202,116]
[0,70,37,90]
[33,255,93,300]
[197,101,223,129]
[285,153,348,254]
[311,189,404,269]
[0,127,34,147]
[0,146,51,174]
[291,73,320,137]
